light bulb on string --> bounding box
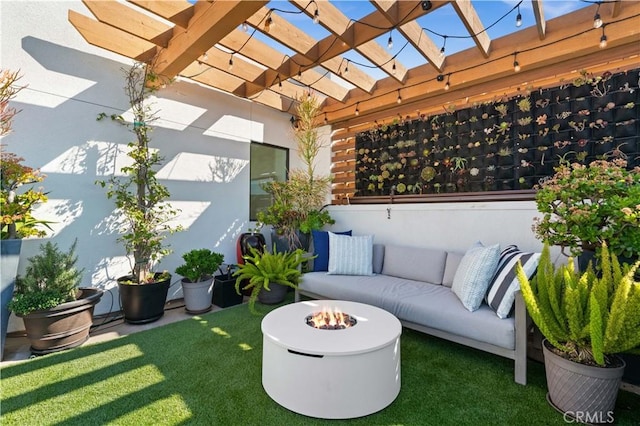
[516,5,522,27]
[593,3,603,29]
[387,31,393,49]
[355,102,360,116]
[228,54,234,70]
[396,89,402,104]
[599,26,608,48]
[513,52,521,72]
[392,60,396,75]
[324,113,328,124]
[440,35,447,58]
[202,51,208,61]
[242,21,249,32]
[444,74,450,90]
[313,8,320,24]
[344,60,349,75]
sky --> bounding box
[250,0,591,81]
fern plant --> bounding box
[233,245,309,314]
[8,240,84,315]
[516,243,640,366]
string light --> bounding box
[440,35,447,57]
[513,52,521,72]
[444,74,450,90]
[265,12,274,32]
[324,112,328,124]
[242,21,249,32]
[202,52,208,61]
[396,89,402,104]
[392,60,397,75]
[593,2,603,29]
[343,59,349,75]
[387,30,393,49]
[515,4,522,27]
[355,102,360,116]
[313,6,320,24]
[228,53,234,70]
[277,75,282,89]
[298,67,302,78]
[599,26,608,48]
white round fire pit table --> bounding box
[261,300,402,419]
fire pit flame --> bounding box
[305,307,357,330]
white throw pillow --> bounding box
[327,233,374,276]
[451,242,501,311]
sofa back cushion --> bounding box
[381,245,447,284]
[373,244,385,274]
[442,251,465,288]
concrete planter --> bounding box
[543,339,625,423]
[181,276,214,314]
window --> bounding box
[250,142,288,221]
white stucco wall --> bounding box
[1,2,559,333]
[0,1,328,327]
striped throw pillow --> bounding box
[486,245,541,319]
[327,233,374,276]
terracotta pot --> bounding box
[18,288,103,355]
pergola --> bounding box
[68,1,640,202]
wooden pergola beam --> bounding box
[532,0,546,39]
[451,0,491,58]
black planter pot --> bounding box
[213,275,244,308]
[271,229,310,253]
[18,288,103,355]
[257,282,289,305]
[118,273,171,324]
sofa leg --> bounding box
[514,289,528,385]
[294,290,301,303]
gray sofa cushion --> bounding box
[300,271,515,350]
[443,251,464,288]
[394,286,515,350]
[372,244,385,274]
[381,245,447,284]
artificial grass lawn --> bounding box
[2,298,639,426]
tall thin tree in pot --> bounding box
[97,62,182,323]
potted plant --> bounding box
[516,243,640,422]
[7,240,103,355]
[533,158,640,264]
[233,245,308,313]
[257,93,333,251]
[175,248,224,314]
[96,62,182,324]
[212,264,243,308]
[1,69,51,359]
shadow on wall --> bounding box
[8,37,263,316]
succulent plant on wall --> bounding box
[355,68,640,197]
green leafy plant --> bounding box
[96,62,182,284]
[233,246,308,314]
[516,243,640,366]
[8,240,84,315]
[175,249,224,283]
[1,69,50,239]
[257,93,333,248]
[533,159,640,259]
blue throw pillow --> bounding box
[311,230,352,272]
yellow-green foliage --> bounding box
[233,245,309,314]
[516,243,640,366]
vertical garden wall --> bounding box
[355,69,640,198]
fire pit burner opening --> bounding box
[305,308,357,330]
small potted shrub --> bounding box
[234,245,308,314]
[533,158,640,264]
[516,243,640,422]
[8,240,103,355]
[175,248,224,314]
[212,264,243,308]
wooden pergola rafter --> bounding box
[68,0,640,128]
